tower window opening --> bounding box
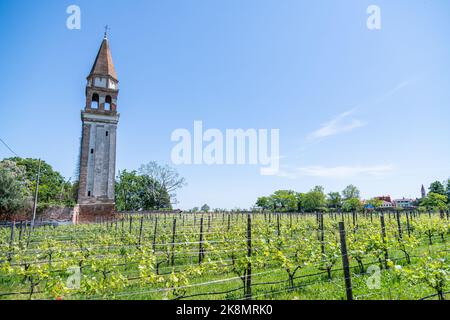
[105,95,112,111]
[90,148,94,154]
[88,191,91,197]
[91,93,99,109]
[106,131,109,137]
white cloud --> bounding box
[278,164,394,179]
[372,80,411,105]
[307,109,366,141]
[305,79,414,143]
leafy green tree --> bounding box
[140,175,171,210]
[340,185,361,212]
[295,193,304,212]
[327,192,342,209]
[201,204,210,212]
[115,170,143,211]
[429,181,446,196]
[342,184,360,200]
[271,190,297,212]
[3,157,74,207]
[302,186,326,212]
[0,160,31,217]
[420,192,448,210]
[255,196,274,211]
[138,161,186,203]
[312,185,325,194]
[115,170,171,211]
[342,198,362,212]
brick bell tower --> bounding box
[74,33,119,223]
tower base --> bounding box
[73,203,117,224]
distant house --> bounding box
[394,198,415,208]
[374,196,394,208]
[375,196,392,203]
[380,200,394,208]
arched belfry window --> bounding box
[91,93,99,109]
[105,95,112,111]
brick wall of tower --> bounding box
[77,118,118,205]
[77,122,91,202]
[73,203,117,224]
[107,125,117,199]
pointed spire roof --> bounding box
[89,35,117,80]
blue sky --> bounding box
[0,0,449,209]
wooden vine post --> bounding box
[338,222,353,300]
[152,217,158,253]
[138,216,144,246]
[380,212,389,269]
[245,212,252,300]
[198,217,204,264]
[171,218,177,266]
[396,211,403,240]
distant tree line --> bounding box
[188,204,212,213]
[255,180,450,212]
[1,155,448,218]
[0,157,186,218]
[255,184,363,212]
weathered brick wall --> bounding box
[77,122,91,201]
[73,204,117,224]
[41,207,73,221]
[1,207,73,222]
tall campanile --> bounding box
[75,34,119,222]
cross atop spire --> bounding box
[104,25,110,39]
